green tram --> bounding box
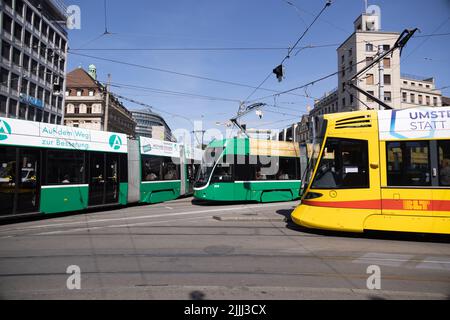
[0,117,202,217]
[193,138,304,202]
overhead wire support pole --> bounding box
[346,28,418,110]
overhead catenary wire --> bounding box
[67,51,313,100]
[241,0,332,104]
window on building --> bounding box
[426,84,430,89]
[438,140,450,186]
[2,41,11,61]
[12,48,21,66]
[366,56,373,66]
[31,59,38,75]
[20,79,28,94]
[411,82,415,86]
[87,105,92,114]
[39,66,45,81]
[46,150,85,185]
[311,138,369,189]
[419,83,423,88]
[43,111,49,122]
[22,54,30,70]
[350,94,354,105]
[19,103,26,119]
[386,141,430,186]
[384,91,392,102]
[383,58,391,68]
[2,14,13,34]
[410,93,415,103]
[14,23,22,41]
[341,66,345,77]
[27,106,35,121]
[16,0,24,16]
[433,97,438,106]
[341,55,344,64]
[26,7,33,24]
[33,15,40,31]
[89,90,94,97]
[0,68,9,85]
[74,106,79,114]
[367,90,374,102]
[9,99,17,117]
[402,92,407,102]
[24,31,31,48]
[29,83,36,97]
[37,87,43,100]
[0,95,7,116]
[348,48,352,57]
[383,44,390,51]
[10,73,19,91]
[50,114,56,123]
[32,37,39,53]
[36,109,42,122]
[366,43,373,52]
[342,98,346,107]
[403,80,408,85]
[384,74,391,85]
[349,60,353,72]
[426,96,430,105]
[65,91,69,97]
[77,90,82,96]
[418,95,423,105]
[366,73,374,85]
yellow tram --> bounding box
[291,107,450,234]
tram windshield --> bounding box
[302,117,327,192]
[194,147,224,188]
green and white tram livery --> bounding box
[193,138,303,202]
[0,117,203,217]
[0,117,128,215]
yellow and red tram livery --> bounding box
[291,107,450,234]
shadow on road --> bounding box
[190,290,206,300]
[278,208,450,244]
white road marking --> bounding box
[353,252,450,271]
[165,206,173,210]
[0,202,293,234]
[34,213,234,235]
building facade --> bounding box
[64,66,136,136]
[131,109,174,141]
[1,0,68,124]
[313,7,442,116]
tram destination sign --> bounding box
[0,117,127,153]
[378,107,450,140]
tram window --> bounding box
[46,150,85,185]
[311,138,369,189]
[162,157,180,180]
[386,141,431,186]
[233,155,255,181]
[211,163,233,182]
[278,157,298,180]
[438,140,450,186]
[119,154,128,183]
[142,156,162,181]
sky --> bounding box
[66,0,450,143]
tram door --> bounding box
[0,147,40,215]
[89,153,120,206]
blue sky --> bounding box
[66,0,450,140]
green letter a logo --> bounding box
[109,134,122,150]
[0,120,12,141]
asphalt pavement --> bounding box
[0,197,449,300]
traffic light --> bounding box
[273,64,284,82]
